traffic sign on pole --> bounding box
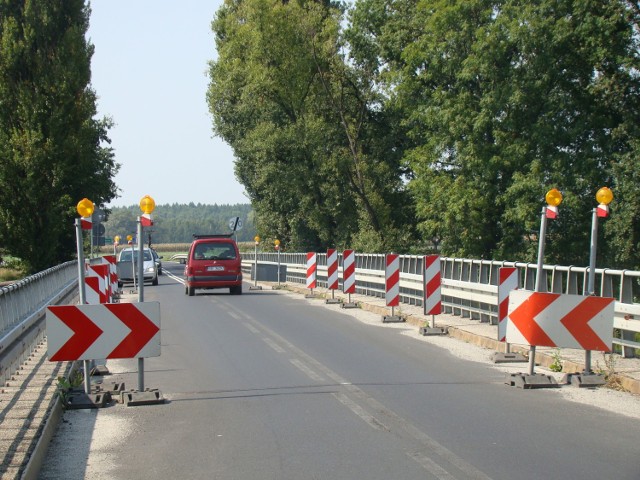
[506,291,614,351]
[47,302,161,361]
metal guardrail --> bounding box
[0,261,78,384]
[243,253,640,358]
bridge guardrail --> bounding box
[242,253,640,358]
[0,261,77,384]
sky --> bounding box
[86,0,248,208]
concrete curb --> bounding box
[20,395,64,480]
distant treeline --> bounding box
[104,203,255,244]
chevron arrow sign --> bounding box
[47,302,160,361]
[506,291,614,351]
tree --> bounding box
[0,0,118,273]
[208,0,415,253]
[349,0,640,265]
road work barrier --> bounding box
[242,252,640,358]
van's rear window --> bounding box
[192,243,237,260]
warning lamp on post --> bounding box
[74,197,95,394]
[77,198,94,230]
[251,236,262,290]
[127,235,133,245]
[275,239,282,286]
[139,195,155,227]
[595,187,613,218]
[531,188,563,376]
[585,186,613,374]
[77,198,94,218]
[544,188,563,219]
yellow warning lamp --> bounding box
[274,239,281,251]
[139,195,156,214]
[545,188,563,207]
[596,187,613,205]
[254,235,261,245]
[114,235,121,244]
[76,198,94,217]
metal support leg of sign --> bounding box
[506,207,558,388]
[250,243,262,291]
[563,209,606,388]
[75,219,92,395]
[137,219,145,391]
[342,292,358,309]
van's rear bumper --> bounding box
[186,274,242,287]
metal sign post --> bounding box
[585,187,614,375]
[75,199,95,395]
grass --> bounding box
[0,266,24,283]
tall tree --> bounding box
[349,0,640,265]
[208,0,414,252]
[0,0,118,273]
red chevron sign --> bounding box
[47,302,160,361]
[506,291,614,351]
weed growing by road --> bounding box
[595,352,627,391]
[549,348,563,372]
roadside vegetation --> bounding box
[207,0,640,271]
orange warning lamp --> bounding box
[76,198,94,217]
[545,188,563,207]
[596,187,613,205]
[139,195,156,214]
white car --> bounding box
[117,247,159,287]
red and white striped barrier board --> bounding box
[85,277,102,305]
[498,267,518,342]
[306,252,317,290]
[545,206,558,219]
[80,217,92,230]
[101,255,118,298]
[141,213,153,227]
[597,204,609,218]
[327,249,338,290]
[86,264,109,304]
[385,254,400,307]
[343,250,356,294]
[506,291,614,351]
[423,255,441,316]
[47,302,161,361]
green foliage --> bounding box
[549,349,563,373]
[347,0,640,267]
[207,0,415,253]
[103,203,255,244]
[0,1,118,274]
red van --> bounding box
[184,234,243,296]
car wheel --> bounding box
[152,276,158,286]
[188,286,195,296]
[118,281,123,288]
[230,285,242,295]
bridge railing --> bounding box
[242,252,640,358]
[0,261,78,384]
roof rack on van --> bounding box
[192,234,233,239]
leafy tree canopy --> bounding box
[0,0,118,273]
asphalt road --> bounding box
[39,262,640,480]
